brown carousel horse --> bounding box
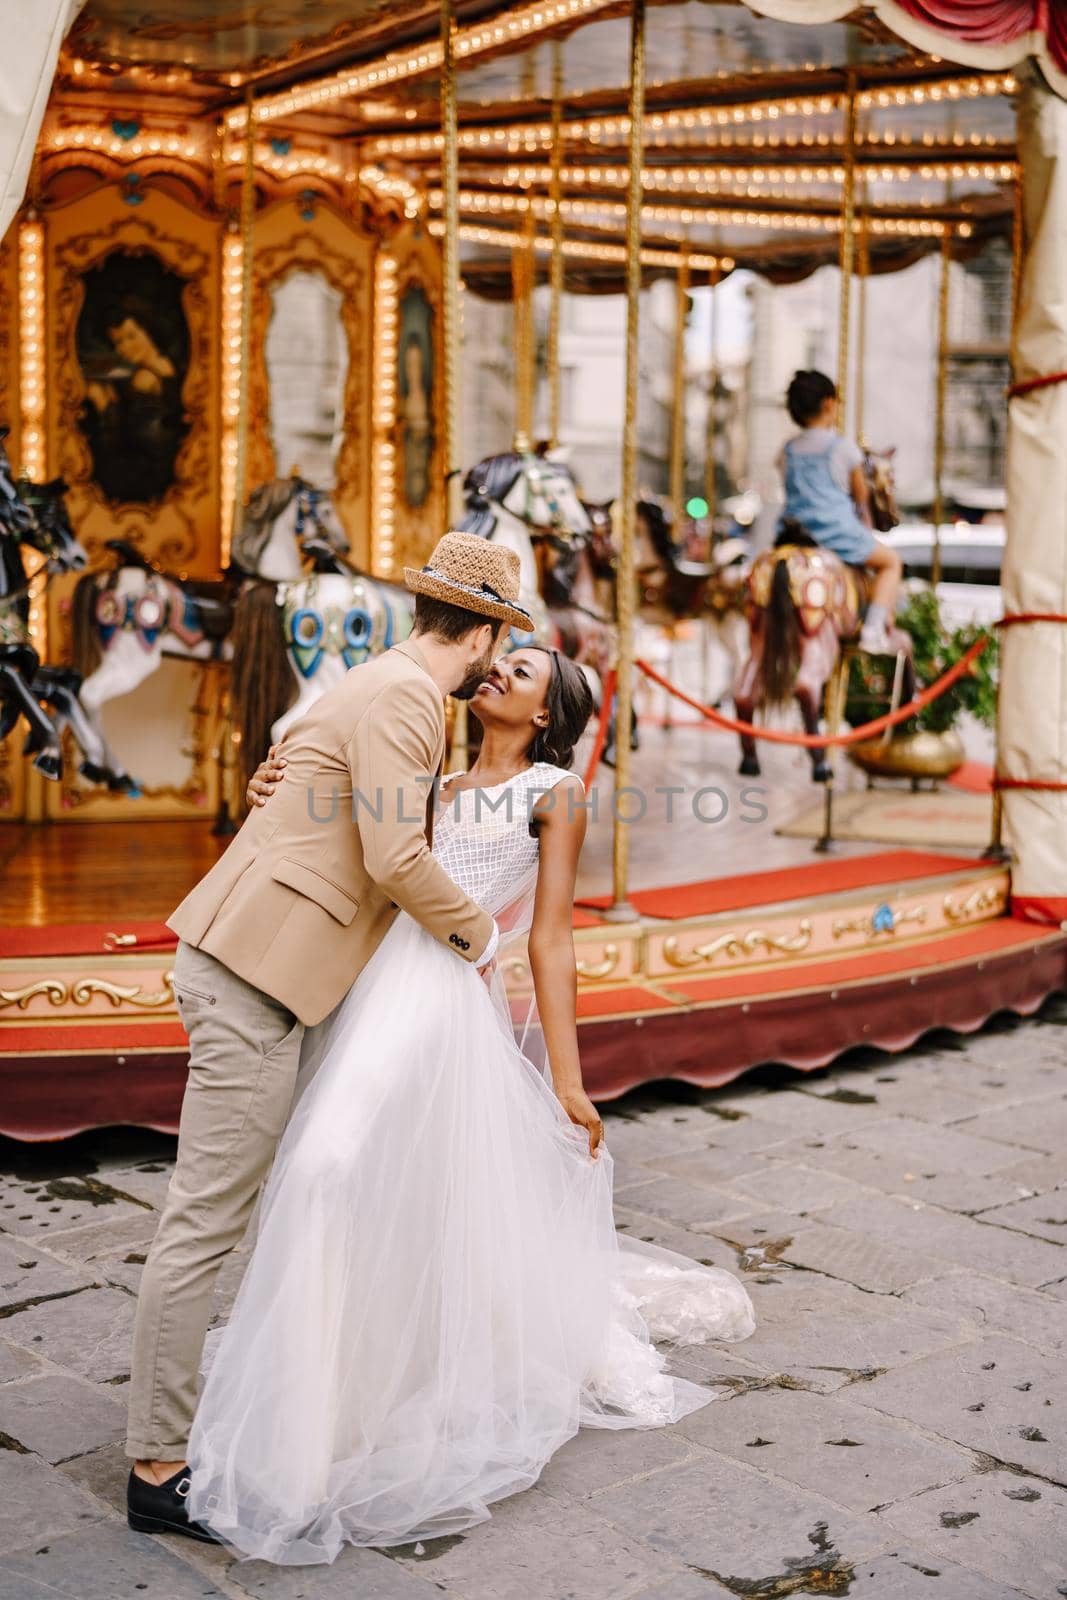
[733,521,910,783]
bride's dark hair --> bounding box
[523,646,595,769]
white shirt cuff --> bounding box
[474,921,500,968]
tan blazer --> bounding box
[168,636,494,1025]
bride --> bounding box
[186,643,755,1564]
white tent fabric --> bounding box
[999,70,1067,924]
[744,1,1067,100]
[0,1,83,238]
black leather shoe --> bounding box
[127,1467,220,1543]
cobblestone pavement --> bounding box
[1,1001,1065,1600]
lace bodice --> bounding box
[433,762,577,922]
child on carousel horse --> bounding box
[779,369,902,654]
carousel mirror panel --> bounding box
[265,269,349,490]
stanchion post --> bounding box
[512,207,536,449]
[931,228,952,590]
[604,0,645,924]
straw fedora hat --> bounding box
[404,531,533,633]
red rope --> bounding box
[993,777,1067,792]
[996,612,1067,627]
[583,667,616,787]
[633,636,989,750]
[1008,371,1067,398]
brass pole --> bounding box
[837,72,857,426]
[669,250,690,528]
[855,178,869,446]
[512,206,536,448]
[440,0,462,526]
[606,0,645,922]
[547,41,565,447]
[703,266,720,531]
[931,228,952,589]
[233,89,257,535]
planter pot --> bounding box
[847,727,966,783]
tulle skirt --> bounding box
[186,912,755,1564]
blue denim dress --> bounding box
[781,437,875,565]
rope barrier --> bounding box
[993,777,1067,792]
[583,667,616,788]
[996,612,1067,627]
[1007,371,1067,398]
[632,636,989,750]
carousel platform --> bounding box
[1,821,1064,1138]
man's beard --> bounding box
[452,639,498,701]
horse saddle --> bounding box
[747,545,863,638]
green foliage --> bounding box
[843,585,998,737]
[895,586,999,735]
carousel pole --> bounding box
[855,181,870,446]
[512,206,536,449]
[930,228,952,590]
[604,0,645,924]
[985,179,1026,863]
[703,266,720,535]
[440,0,469,773]
[669,249,690,528]
[547,41,565,448]
[217,89,257,836]
[836,71,858,427]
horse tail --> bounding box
[761,555,801,707]
[231,580,296,797]
[70,571,102,678]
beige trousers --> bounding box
[125,940,304,1460]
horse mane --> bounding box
[456,452,527,539]
[230,579,298,800]
[775,516,818,550]
[637,499,678,565]
[231,478,299,574]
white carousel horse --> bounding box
[71,478,394,794]
[229,483,413,794]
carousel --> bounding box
[1,0,1065,1138]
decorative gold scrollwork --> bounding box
[832,902,927,940]
[0,973,175,1014]
[576,944,620,980]
[0,979,68,1011]
[943,885,1006,922]
[662,920,813,970]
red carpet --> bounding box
[576,850,981,922]
[948,762,994,794]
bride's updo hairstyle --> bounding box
[524,646,594,770]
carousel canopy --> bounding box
[12,1,1064,289]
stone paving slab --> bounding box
[976,1191,1067,1245]
[0,1237,93,1313]
[876,1470,1067,1600]
[0,1451,108,1555]
[845,1546,1041,1599]
[2,1286,135,1383]
[903,1270,1067,1354]
[954,1094,1067,1156]
[674,1384,974,1513]
[0,1373,126,1463]
[0,1522,234,1599]
[588,1453,890,1586]
[0,1172,152,1242]
[845,1334,1067,1477]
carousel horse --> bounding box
[733,521,910,783]
[229,478,413,793]
[457,450,614,666]
[70,476,348,793]
[0,449,112,784]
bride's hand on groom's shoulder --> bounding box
[556,1085,604,1159]
[246,743,288,809]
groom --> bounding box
[126,531,533,1540]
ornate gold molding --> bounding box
[832,902,927,939]
[662,920,813,970]
[944,884,1006,922]
[0,972,175,1013]
[577,944,620,980]
[51,205,215,569]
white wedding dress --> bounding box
[186,762,755,1564]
